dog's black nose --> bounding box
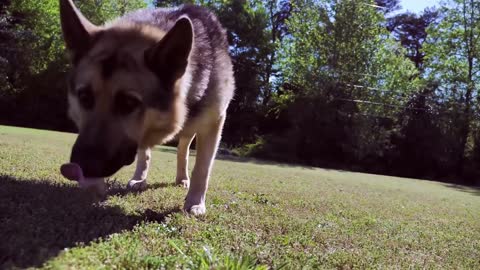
[70,141,112,177]
[70,137,138,178]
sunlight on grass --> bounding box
[1,125,479,269]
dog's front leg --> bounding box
[184,116,225,215]
[127,148,151,191]
[176,134,195,189]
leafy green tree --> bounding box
[388,9,438,71]
[272,0,419,165]
[8,0,64,72]
[0,0,25,94]
[0,0,29,121]
[280,0,418,109]
[424,0,480,174]
[8,0,147,73]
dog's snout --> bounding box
[70,140,109,177]
[70,135,138,178]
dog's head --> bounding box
[60,0,192,177]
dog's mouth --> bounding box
[60,162,105,184]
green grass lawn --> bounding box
[0,125,479,269]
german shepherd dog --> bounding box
[59,0,234,215]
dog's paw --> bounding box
[184,204,206,216]
[127,179,147,191]
[175,179,190,189]
[184,193,206,216]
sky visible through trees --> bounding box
[401,0,439,13]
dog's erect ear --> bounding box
[60,0,99,62]
[145,17,193,87]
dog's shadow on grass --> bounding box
[107,180,177,197]
[0,175,180,269]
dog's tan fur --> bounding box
[60,0,234,215]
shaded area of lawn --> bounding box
[442,183,480,197]
[0,175,179,269]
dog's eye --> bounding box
[114,92,141,115]
[77,86,94,110]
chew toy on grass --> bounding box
[60,163,106,195]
